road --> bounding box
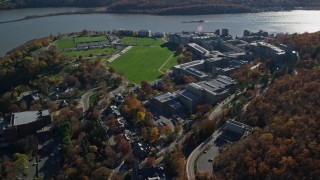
[186,130,221,180]
[77,87,100,113]
[208,94,235,121]
[186,94,235,180]
[77,83,126,114]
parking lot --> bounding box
[197,145,219,173]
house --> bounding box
[133,142,151,159]
[1,110,52,142]
[17,90,43,109]
[115,94,124,105]
[138,30,152,37]
[131,166,167,180]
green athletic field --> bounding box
[109,46,173,83]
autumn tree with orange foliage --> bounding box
[213,67,320,179]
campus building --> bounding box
[249,42,298,67]
[172,54,248,80]
[138,30,152,37]
[1,110,52,142]
[187,43,210,59]
[178,75,237,111]
[149,92,184,115]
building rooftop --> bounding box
[188,43,209,55]
[253,42,285,54]
[178,60,205,69]
[194,75,237,94]
[179,89,200,101]
[11,110,50,126]
[154,92,176,103]
[133,167,166,180]
[184,67,208,79]
[168,101,183,110]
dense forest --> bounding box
[1,0,320,14]
[212,32,320,179]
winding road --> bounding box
[186,94,235,180]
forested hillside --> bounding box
[212,32,320,179]
[1,0,320,14]
[213,67,320,179]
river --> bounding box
[0,9,320,56]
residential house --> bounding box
[131,167,167,180]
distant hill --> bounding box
[1,0,320,14]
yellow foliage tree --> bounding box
[137,111,146,121]
[150,127,160,143]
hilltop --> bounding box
[1,0,320,14]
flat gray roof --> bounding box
[154,92,176,103]
[179,90,199,101]
[185,67,208,78]
[12,110,50,126]
[195,76,237,94]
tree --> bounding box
[141,80,153,95]
[178,44,185,52]
[91,167,112,180]
[164,125,172,135]
[117,140,132,154]
[114,76,123,87]
[146,157,156,167]
[89,145,98,153]
[13,153,29,177]
[137,111,146,121]
[122,97,143,116]
[150,127,160,143]
[196,104,212,119]
[109,67,115,74]
[19,100,27,111]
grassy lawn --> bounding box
[39,62,75,78]
[109,46,173,83]
[160,54,180,73]
[75,35,107,44]
[55,35,108,50]
[89,92,100,107]
[55,37,75,49]
[121,37,165,46]
[62,47,118,59]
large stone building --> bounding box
[249,42,298,67]
[178,75,237,111]
[172,54,247,80]
[1,110,52,142]
[149,92,184,115]
[187,43,210,59]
